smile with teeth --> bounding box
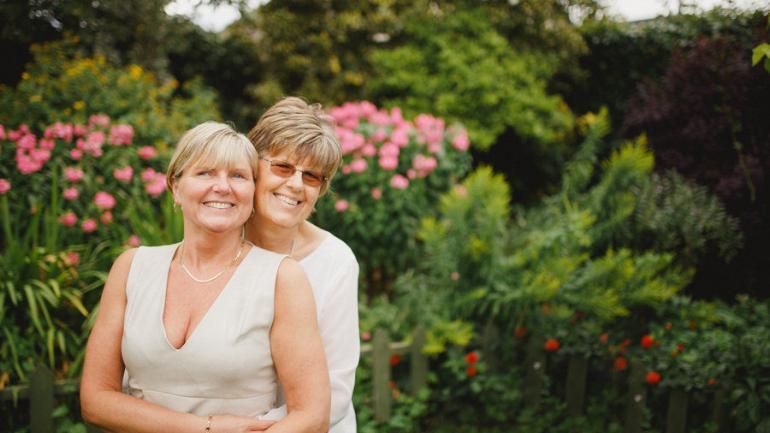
[275,193,301,206]
[203,201,234,209]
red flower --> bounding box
[645,371,661,385]
[389,354,401,366]
[387,380,397,389]
[708,378,717,386]
[514,326,528,338]
[676,342,685,351]
[465,351,479,364]
[466,366,477,377]
[544,338,560,352]
[613,356,628,372]
[641,335,655,349]
[665,322,673,331]
[599,333,609,344]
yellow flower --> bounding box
[29,95,42,103]
[129,65,143,80]
[21,72,30,81]
[73,100,85,110]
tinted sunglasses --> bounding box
[260,157,326,187]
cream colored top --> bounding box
[121,243,285,417]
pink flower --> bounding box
[145,177,167,197]
[113,166,134,183]
[16,134,36,150]
[81,218,98,233]
[452,128,470,151]
[0,179,10,194]
[39,138,55,150]
[391,127,410,148]
[70,149,82,160]
[100,211,113,224]
[361,144,377,157]
[30,148,51,163]
[428,143,442,153]
[371,187,382,200]
[390,174,409,190]
[371,128,388,143]
[77,131,105,157]
[350,158,368,173]
[335,199,349,212]
[361,331,372,341]
[407,169,416,179]
[455,185,468,197]
[141,167,158,181]
[65,251,80,266]
[413,154,438,177]
[0,125,5,140]
[94,191,116,210]
[88,114,111,129]
[73,124,88,137]
[379,156,399,170]
[341,165,351,175]
[59,212,78,227]
[63,187,79,201]
[109,124,134,146]
[8,124,30,141]
[379,143,399,158]
[16,152,43,174]
[64,167,85,182]
[126,234,141,247]
[137,146,157,160]
[44,122,73,142]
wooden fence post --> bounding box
[372,329,391,422]
[624,361,646,433]
[410,325,427,395]
[666,388,688,433]
[566,356,589,416]
[482,321,500,372]
[523,334,545,409]
[30,364,54,433]
[713,388,731,433]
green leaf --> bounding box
[751,43,770,66]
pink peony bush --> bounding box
[313,101,472,292]
[0,114,168,248]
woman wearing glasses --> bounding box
[246,97,360,433]
[80,122,330,433]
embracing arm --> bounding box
[267,259,330,433]
[80,249,271,433]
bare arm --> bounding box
[80,249,271,433]
[266,258,330,433]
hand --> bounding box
[207,414,277,433]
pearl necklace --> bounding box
[179,240,244,284]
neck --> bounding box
[246,218,302,255]
[181,228,243,268]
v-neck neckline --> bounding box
[159,243,254,352]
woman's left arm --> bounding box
[267,258,330,433]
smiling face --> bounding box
[253,151,322,231]
[173,161,255,235]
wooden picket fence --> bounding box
[0,325,732,432]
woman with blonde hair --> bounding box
[80,121,329,433]
[247,97,359,432]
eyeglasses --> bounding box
[260,157,326,187]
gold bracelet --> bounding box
[205,415,212,433]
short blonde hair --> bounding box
[247,97,341,194]
[166,122,258,191]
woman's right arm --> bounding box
[80,249,272,433]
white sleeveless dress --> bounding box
[121,243,286,417]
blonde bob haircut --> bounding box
[166,121,258,191]
[247,97,341,194]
